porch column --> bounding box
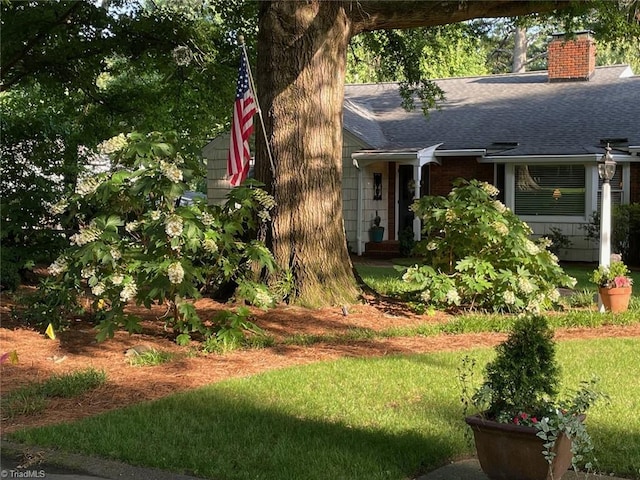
[412,164,421,241]
[356,160,364,255]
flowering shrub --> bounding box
[47,131,275,344]
[590,259,633,289]
[405,179,576,312]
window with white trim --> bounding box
[514,165,585,216]
[596,167,624,211]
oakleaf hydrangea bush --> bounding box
[404,179,576,312]
[47,131,275,344]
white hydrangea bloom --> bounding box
[98,134,128,155]
[167,262,184,284]
[150,210,162,221]
[254,290,274,307]
[200,212,214,226]
[203,238,218,253]
[81,266,95,279]
[49,199,69,216]
[91,282,106,296]
[538,237,553,249]
[547,289,561,302]
[493,200,507,214]
[524,239,539,255]
[110,247,121,260]
[420,290,431,302]
[446,288,461,305]
[48,257,68,276]
[165,215,183,238]
[125,221,140,233]
[517,277,535,294]
[75,176,101,197]
[492,221,509,236]
[160,160,183,183]
[503,290,517,305]
[445,209,457,222]
[70,223,102,246]
[481,182,500,197]
[426,241,437,251]
[111,274,124,285]
[120,281,137,302]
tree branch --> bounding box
[348,1,572,34]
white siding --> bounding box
[203,134,232,206]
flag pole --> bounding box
[238,35,276,176]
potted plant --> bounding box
[461,314,607,480]
[370,211,384,243]
[591,258,633,313]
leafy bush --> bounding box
[582,203,640,266]
[404,179,576,312]
[46,131,275,344]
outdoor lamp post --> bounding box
[597,144,616,311]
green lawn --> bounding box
[9,338,640,480]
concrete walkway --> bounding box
[417,458,627,480]
[1,440,629,480]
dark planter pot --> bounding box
[465,415,577,480]
[370,227,384,243]
[599,286,632,313]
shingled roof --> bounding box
[343,65,640,158]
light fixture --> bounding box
[552,188,561,201]
[597,144,616,182]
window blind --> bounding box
[514,165,585,216]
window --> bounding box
[514,165,585,216]
[596,167,624,211]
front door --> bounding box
[398,165,415,236]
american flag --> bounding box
[227,53,257,186]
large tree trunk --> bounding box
[255,1,569,307]
[512,24,528,73]
[256,2,357,306]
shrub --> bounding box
[405,179,576,312]
[582,203,640,266]
[46,131,275,344]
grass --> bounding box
[8,339,640,479]
[357,261,640,299]
[127,348,174,367]
[1,368,106,419]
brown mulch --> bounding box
[2,286,640,435]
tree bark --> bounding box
[255,1,570,306]
[512,24,528,73]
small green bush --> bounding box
[405,179,576,312]
[583,203,640,266]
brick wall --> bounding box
[429,157,494,197]
[548,32,596,82]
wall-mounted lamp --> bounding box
[552,188,562,201]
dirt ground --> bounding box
[2,279,640,435]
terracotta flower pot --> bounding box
[599,286,632,313]
[465,415,576,480]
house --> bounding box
[203,32,640,261]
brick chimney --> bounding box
[548,31,596,82]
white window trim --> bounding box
[505,162,630,223]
